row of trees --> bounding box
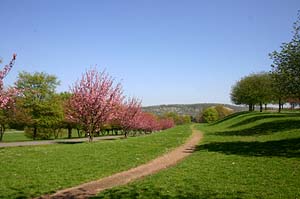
[0,59,174,141]
[231,12,300,112]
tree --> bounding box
[231,72,274,111]
[159,118,175,130]
[0,54,16,108]
[15,71,61,139]
[270,12,300,112]
[0,54,17,141]
[117,97,142,138]
[66,69,123,142]
[59,92,77,139]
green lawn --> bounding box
[0,125,192,199]
[1,129,83,142]
[1,129,125,142]
[95,112,300,199]
[2,131,32,142]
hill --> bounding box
[142,103,246,117]
[97,111,300,198]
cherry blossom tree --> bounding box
[0,54,16,108]
[159,118,175,130]
[66,68,123,142]
[0,54,17,141]
[135,112,159,133]
[116,97,142,137]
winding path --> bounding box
[37,126,203,199]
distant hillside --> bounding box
[142,103,247,117]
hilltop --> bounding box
[142,103,246,117]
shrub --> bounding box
[202,107,219,123]
[24,127,62,140]
[215,105,234,119]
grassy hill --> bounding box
[142,103,247,117]
[96,112,300,199]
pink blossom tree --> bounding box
[135,112,159,133]
[117,97,142,138]
[0,54,16,108]
[66,68,123,142]
[0,54,17,141]
[159,118,175,130]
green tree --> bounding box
[15,72,62,139]
[270,12,300,112]
[231,72,274,112]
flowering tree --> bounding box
[66,69,123,142]
[117,97,142,138]
[159,118,175,130]
[134,112,159,133]
[0,54,17,141]
[0,54,16,108]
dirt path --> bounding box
[0,136,122,148]
[37,126,203,199]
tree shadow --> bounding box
[210,111,249,125]
[228,114,286,128]
[93,184,245,199]
[55,141,85,144]
[215,119,300,136]
[196,137,300,158]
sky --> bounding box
[0,0,299,106]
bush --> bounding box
[24,127,62,140]
[202,107,219,123]
[215,105,234,119]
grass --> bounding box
[95,112,300,199]
[2,131,32,142]
[1,129,83,142]
[0,125,192,199]
[1,129,126,142]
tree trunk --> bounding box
[278,99,281,113]
[68,127,72,139]
[77,128,82,137]
[33,127,37,140]
[260,102,263,112]
[88,133,93,142]
[0,125,4,141]
[248,104,252,111]
[265,104,267,111]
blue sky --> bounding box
[0,0,299,106]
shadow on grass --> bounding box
[228,113,300,128]
[215,119,300,136]
[210,111,250,125]
[196,137,300,158]
[93,184,245,199]
[56,141,85,144]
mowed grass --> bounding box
[0,125,192,199]
[95,112,300,199]
[1,129,82,142]
[2,131,31,142]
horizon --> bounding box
[1,0,300,106]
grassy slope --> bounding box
[0,125,192,199]
[95,112,300,199]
